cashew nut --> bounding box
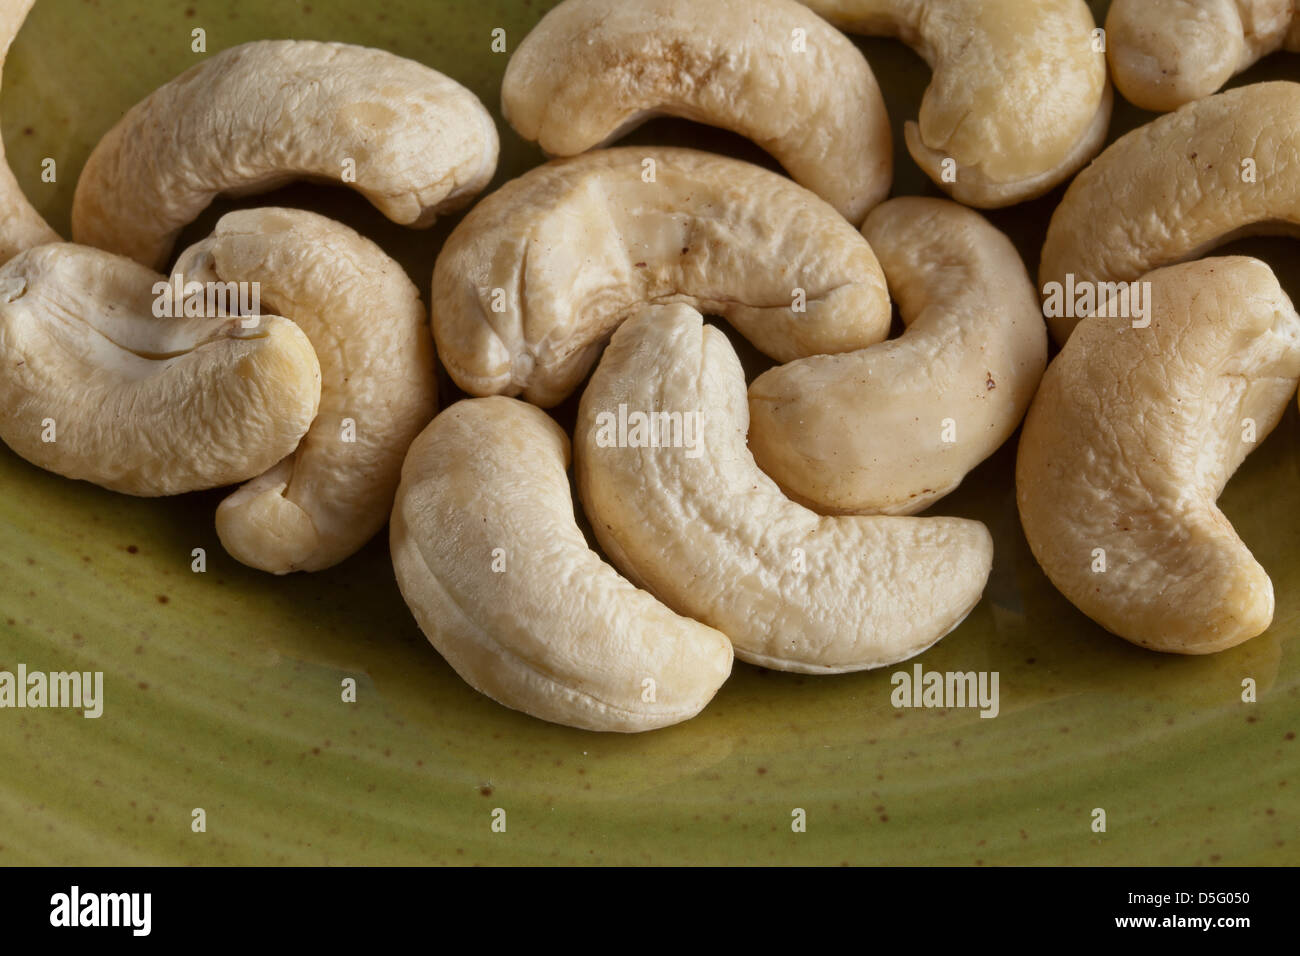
[431,146,890,408]
[799,0,1111,207]
[0,0,59,265]
[575,303,994,674]
[1039,81,1300,345]
[1017,257,1300,654]
[748,197,1046,515]
[1106,0,1300,111]
[501,0,892,223]
[0,243,320,496]
[172,208,436,574]
[72,40,499,270]
[390,396,734,732]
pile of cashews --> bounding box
[2,0,1298,732]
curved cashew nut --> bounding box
[799,0,1111,207]
[1106,0,1300,111]
[72,40,499,270]
[501,0,892,223]
[1040,81,1300,345]
[0,0,59,265]
[0,243,320,496]
[748,197,1046,515]
[431,146,890,408]
[172,208,437,574]
[1017,258,1300,654]
[575,303,994,674]
[390,396,734,732]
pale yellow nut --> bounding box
[0,243,320,497]
[748,197,1046,515]
[0,0,60,265]
[390,396,734,733]
[172,208,437,574]
[1106,0,1300,112]
[800,0,1111,207]
[575,303,993,674]
[502,0,892,223]
[1040,81,1300,345]
[431,146,890,408]
[72,39,499,270]
[1017,258,1300,654]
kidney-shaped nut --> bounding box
[431,146,890,408]
[1106,0,1300,112]
[1040,81,1300,345]
[748,198,1046,516]
[71,40,499,270]
[575,303,994,674]
[800,0,1111,207]
[171,208,437,574]
[502,0,892,224]
[1017,257,1300,654]
[0,0,60,265]
[0,243,321,496]
[390,396,734,732]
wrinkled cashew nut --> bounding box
[1107,0,1300,111]
[1040,81,1300,345]
[1017,258,1300,654]
[172,208,437,574]
[390,396,733,732]
[0,0,60,265]
[576,303,994,674]
[431,146,890,408]
[799,0,1111,207]
[502,0,892,223]
[0,243,320,496]
[72,39,499,270]
[748,197,1046,516]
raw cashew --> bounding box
[501,0,892,223]
[390,396,733,732]
[172,208,437,574]
[1017,258,1300,654]
[575,303,994,674]
[72,40,499,270]
[0,243,320,496]
[748,197,1046,516]
[799,0,1111,207]
[431,146,890,408]
[0,0,59,265]
[1106,0,1300,111]
[1039,81,1300,345]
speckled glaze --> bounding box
[0,0,1296,864]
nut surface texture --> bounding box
[800,0,1111,206]
[0,0,60,265]
[390,396,733,732]
[431,146,890,408]
[502,0,892,223]
[1017,257,1300,654]
[72,40,499,269]
[1106,0,1300,111]
[173,208,437,574]
[576,303,993,674]
[1040,81,1300,345]
[749,197,1046,515]
[0,243,320,496]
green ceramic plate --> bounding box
[1,0,1296,866]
